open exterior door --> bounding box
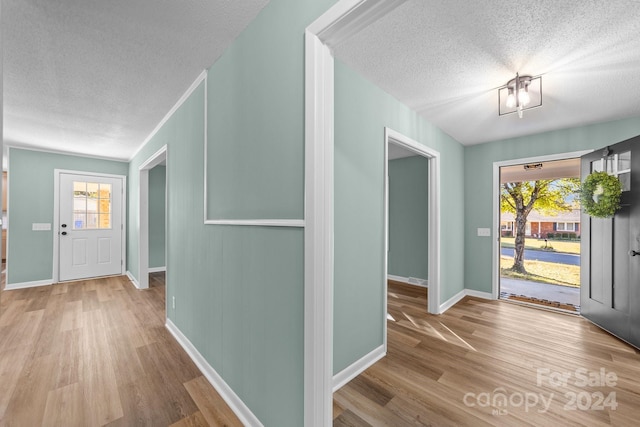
[580,135,640,349]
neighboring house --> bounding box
[501,209,581,239]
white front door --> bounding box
[59,172,124,281]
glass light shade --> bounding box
[518,87,530,106]
[506,90,516,108]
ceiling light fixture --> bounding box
[498,73,542,118]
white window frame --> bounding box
[556,222,575,232]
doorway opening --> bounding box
[138,146,167,290]
[384,128,440,328]
[497,156,582,313]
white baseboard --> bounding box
[126,271,141,289]
[439,289,466,313]
[332,344,385,392]
[4,279,53,290]
[439,288,494,313]
[465,289,493,300]
[165,319,263,427]
[387,274,428,288]
[148,266,166,273]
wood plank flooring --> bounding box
[333,281,640,426]
[3,274,640,426]
[0,274,241,426]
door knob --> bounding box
[629,250,640,257]
[61,231,67,236]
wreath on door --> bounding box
[580,171,622,218]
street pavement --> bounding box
[500,247,580,266]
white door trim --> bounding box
[491,150,592,299]
[385,128,441,322]
[138,145,167,290]
[305,1,409,425]
[53,169,127,283]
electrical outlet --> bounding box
[172,296,175,309]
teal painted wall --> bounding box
[334,60,466,373]
[7,148,128,285]
[388,156,429,281]
[148,165,166,269]
[127,1,336,425]
[464,117,640,294]
[205,0,333,220]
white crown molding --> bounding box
[129,70,208,162]
[6,144,128,163]
[309,0,407,50]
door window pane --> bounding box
[72,181,112,229]
[591,159,603,173]
[590,153,631,192]
[618,151,631,192]
[618,151,631,173]
[619,172,631,192]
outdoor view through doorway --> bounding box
[499,158,581,312]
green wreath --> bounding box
[580,171,622,218]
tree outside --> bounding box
[501,178,580,274]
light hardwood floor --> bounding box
[3,276,640,426]
[334,281,640,426]
[0,274,241,426]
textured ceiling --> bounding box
[334,0,640,145]
[5,1,640,162]
[3,0,269,160]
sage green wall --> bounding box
[128,1,336,425]
[148,165,166,269]
[464,117,640,294]
[7,148,128,285]
[388,156,429,281]
[205,0,333,220]
[334,60,465,373]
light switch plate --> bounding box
[32,223,52,231]
[477,227,491,237]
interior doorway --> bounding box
[147,163,166,288]
[138,146,167,290]
[497,156,582,313]
[384,128,440,323]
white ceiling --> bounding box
[500,157,580,183]
[3,0,269,161]
[4,0,640,165]
[334,0,640,146]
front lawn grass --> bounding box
[500,256,580,288]
[500,237,580,255]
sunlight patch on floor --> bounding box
[398,311,477,351]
